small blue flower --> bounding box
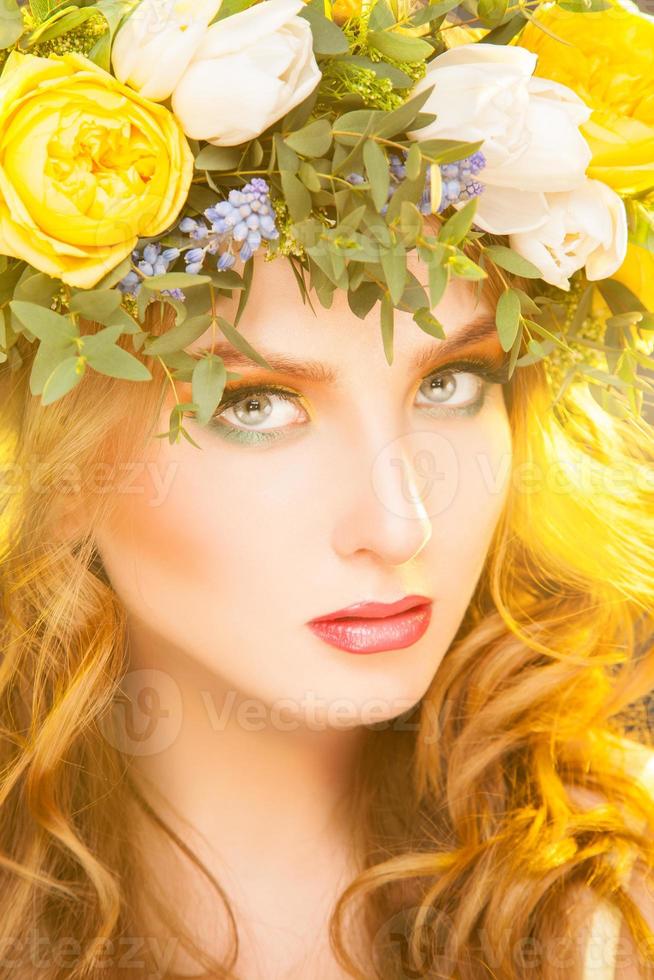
[217,252,236,271]
[118,241,180,297]
[177,180,279,272]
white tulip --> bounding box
[111,0,223,102]
[407,43,593,235]
[509,179,628,290]
[171,0,321,147]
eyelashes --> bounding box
[204,354,510,443]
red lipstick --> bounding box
[307,595,433,654]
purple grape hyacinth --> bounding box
[177,178,279,275]
[348,151,486,215]
[117,243,182,299]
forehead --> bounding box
[189,251,500,376]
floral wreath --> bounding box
[0,0,652,444]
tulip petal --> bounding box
[472,185,550,235]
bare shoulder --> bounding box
[563,736,654,979]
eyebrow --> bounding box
[189,312,499,384]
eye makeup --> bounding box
[201,352,511,446]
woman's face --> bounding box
[94,256,512,728]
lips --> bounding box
[310,594,432,622]
[307,595,433,654]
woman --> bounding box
[1,245,653,978]
[1,0,654,976]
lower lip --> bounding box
[307,603,433,654]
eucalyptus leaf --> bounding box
[144,272,211,291]
[194,145,242,171]
[438,199,478,246]
[29,338,78,396]
[495,288,522,352]
[367,30,433,64]
[348,282,381,320]
[380,293,394,366]
[69,289,122,323]
[380,245,407,305]
[192,353,228,426]
[280,171,312,222]
[299,1,348,54]
[0,0,23,48]
[363,140,390,213]
[143,314,213,356]
[10,300,79,344]
[217,315,273,370]
[85,343,152,381]
[41,355,86,406]
[413,308,446,339]
[483,245,542,279]
[285,119,332,158]
[405,143,422,182]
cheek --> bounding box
[426,396,512,585]
[92,426,304,613]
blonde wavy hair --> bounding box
[1,254,654,980]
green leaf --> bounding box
[29,338,78,396]
[13,270,60,307]
[298,161,322,192]
[84,342,152,381]
[69,289,122,324]
[216,316,273,370]
[417,138,485,165]
[363,140,390,213]
[194,145,242,171]
[495,288,522,352]
[427,259,448,308]
[275,133,300,173]
[367,30,433,63]
[482,11,526,43]
[483,245,542,279]
[380,293,394,366]
[477,0,509,27]
[143,272,211,291]
[447,253,487,280]
[380,244,407,305]
[299,1,349,54]
[10,300,78,344]
[369,0,395,29]
[405,143,422,182]
[512,287,541,315]
[280,170,312,222]
[143,314,212,356]
[0,0,24,48]
[413,307,446,339]
[438,198,478,246]
[285,119,332,158]
[348,282,381,320]
[41,355,85,406]
[399,201,423,247]
[597,279,647,315]
[409,0,460,25]
[192,353,227,426]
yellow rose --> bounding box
[519,0,654,196]
[0,49,194,289]
[613,242,654,311]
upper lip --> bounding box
[309,595,432,622]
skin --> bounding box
[91,255,513,978]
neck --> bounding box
[123,622,365,877]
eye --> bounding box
[416,369,484,412]
[209,386,307,441]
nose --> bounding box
[331,435,433,566]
